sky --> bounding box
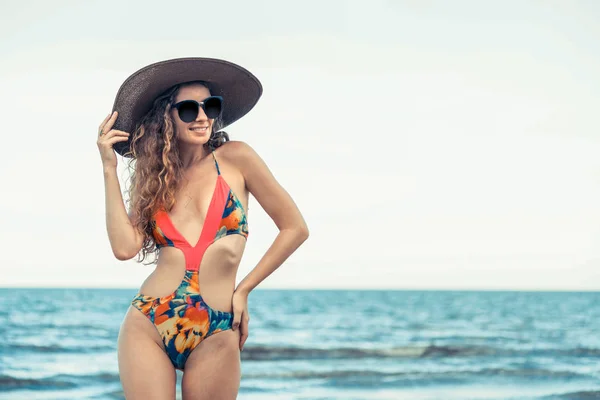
[0,0,599,290]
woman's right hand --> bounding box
[97,111,130,170]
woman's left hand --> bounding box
[232,289,250,351]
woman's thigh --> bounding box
[181,329,241,400]
[118,306,177,400]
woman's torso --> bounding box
[136,147,249,314]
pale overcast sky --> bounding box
[1,0,599,290]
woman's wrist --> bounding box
[103,164,117,176]
[235,284,252,296]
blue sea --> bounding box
[1,288,599,399]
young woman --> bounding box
[97,57,309,399]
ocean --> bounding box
[0,288,599,399]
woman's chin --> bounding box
[179,136,210,148]
[191,130,212,140]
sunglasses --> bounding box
[172,96,223,122]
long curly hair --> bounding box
[123,81,229,265]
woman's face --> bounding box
[171,83,215,147]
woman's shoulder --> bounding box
[215,140,260,165]
[215,140,268,179]
[217,139,252,155]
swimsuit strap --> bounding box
[211,151,221,175]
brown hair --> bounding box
[124,81,229,265]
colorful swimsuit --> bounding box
[131,151,249,370]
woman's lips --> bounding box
[190,126,208,133]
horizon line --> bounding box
[0,285,599,292]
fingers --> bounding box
[99,112,112,131]
[232,309,250,351]
[102,129,130,138]
[232,311,248,331]
[231,291,250,350]
[232,313,241,331]
[239,317,249,351]
[99,111,118,134]
[232,307,249,328]
[102,135,130,147]
[98,111,131,142]
[97,111,125,168]
[97,130,130,147]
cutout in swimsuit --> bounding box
[131,151,248,370]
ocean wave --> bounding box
[242,345,423,360]
[5,322,114,331]
[5,341,599,361]
[0,368,585,392]
[0,375,78,390]
[241,367,585,381]
[540,390,600,399]
[241,344,600,361]
[1,343,115,354]
[0,372,120,391]
[88,390,126,400]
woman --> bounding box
[97,58,309,399]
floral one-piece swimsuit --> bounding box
[130,151,248,370]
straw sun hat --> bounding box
[110,57,263,157]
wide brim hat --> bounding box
[111,57,262,157]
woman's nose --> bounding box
[195,106,208,121]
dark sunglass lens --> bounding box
[203,97,222,119]
[177,101,199,123]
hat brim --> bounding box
[111,57,262,157]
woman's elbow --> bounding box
[112,245,139,261]
[297,223,309,242]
